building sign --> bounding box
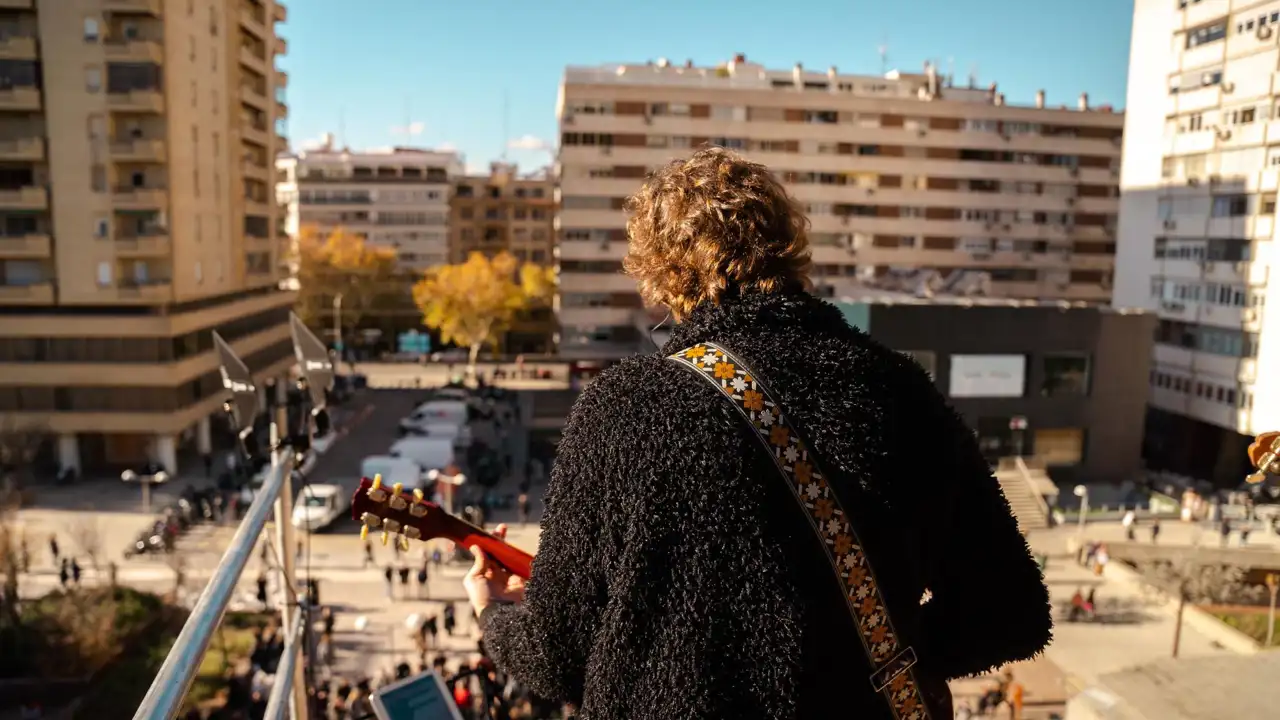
[948,354,1027,398]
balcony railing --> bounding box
[0,33,37,59]
[0,137,44,161]
[104,38,164,64]
[109,138,166,162]
[0,233,51,258]
[133,450,303,719]
[273,1,286,23]
[108,88,164,113]
[240,3,267,34]
[103,0,163,14]
[0,186,48,209]
[0,86,40,111]
[114,281,173,302]
[112,186,168,209]
[239,44,268,72]
[0,281,53,304]
[114,233,170,256]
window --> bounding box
[1040,354,1090,397]
[1187,21,1227,48]
[87,114,106,139]
[1033,428,1085,466]
[1211,194,1249,217]
[96,262,112,287]
[948,355,1026,398]
[84,17,100,42]
[94,218,109,238]
[194,261,203,284]
[85,67,102,93]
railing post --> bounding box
[270,382,308,720]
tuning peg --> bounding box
[413,488,424,502]
[383,519,401,534]
[399,535,411,551]
[372,474,383,490]
[403,526,421,540]
[380,530,389,546]
[360,512,382,528]
[367,474,388,503]
[393,482,404,495]
[360,524,369,541]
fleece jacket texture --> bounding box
[480,289,1052,720]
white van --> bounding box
[291,483,349,531]
[404,400,469,427]
[360,455,426,490]
[398,420,472,447]
[388,437,456,476]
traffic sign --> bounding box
[397,330,431,354]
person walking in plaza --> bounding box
[417,561,429,600]
[443,602,457,637]
[19,535,29,574]
[363,538,375,568]
[383,565,395,601]
[1220,518,1232,547]
[1240,524,1252,547]
[256,574,269,611]
[70,558,81,586]
[1122,509,1137,541]
[48,533,59,567]
[518,493,531,526]
[1151,518,1162,543]
[398,564,411,599]
[57,558,69,588]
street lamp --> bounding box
[1073,484,1089,540]
[332,293,344,362]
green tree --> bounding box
[412,251,556,371]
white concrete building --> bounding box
[277,138,463,273]
[1116,0,1280,484]
[555,54,1124,357]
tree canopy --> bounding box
[412,251,556,364]
[293,226,400,334]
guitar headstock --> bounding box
[1248,432,1280,485]
[351,475,449,550]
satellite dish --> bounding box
[290,312,333,411]
[215,331,260,435]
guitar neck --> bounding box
[437,513,533,579]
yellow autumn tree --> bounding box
[412,251,556,369]
[293,226,399,340]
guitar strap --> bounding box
[667,342,933,720]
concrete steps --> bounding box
[996,467,1051,533]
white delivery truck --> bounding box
[360,454,426,491]
[388,437,457,478]
[291,483,349,531]
[402,400,469,427]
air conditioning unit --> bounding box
[1163,219,1177,230]
[1222,81,1236,93]
[1216,127,1232,140]
[1261,24,1275,40]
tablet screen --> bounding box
[370,671,464,720]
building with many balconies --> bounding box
[0,0,292,475]
[1116,0,1279,486]
[555,54,1125,357]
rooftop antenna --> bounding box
[877,35,889,75]
[968,63,979,89]
[501,89,510,162]
[946,56,956,87]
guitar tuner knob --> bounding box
[360,524,369,541]
[383,519,402,534]
[403,526,422,540]
[392,482,404,496]
[380,530,390,546]
[413,488,424,502]
[371,474,383,491]
[367,486,389,504]
[389,494,408,511]
[360,512,383,528]
[409,503,427,518]
[399,535,411,551]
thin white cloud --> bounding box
[507,134,550,151]
[390,121,427,136]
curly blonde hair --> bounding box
[622,147,812,319]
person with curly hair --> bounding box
[464,147,1052,719]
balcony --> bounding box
[240,4,268,35]
[241,79,268,107]
[113,281,172,303]
[0,234,51,258]
[108,89,164,113]
[0,282,53,305]
[275,100,287,118]
[0,86,40,111]
[273,2,286,22]
[239,45,268,73]
[0,137,44,161]
[110,138,166,162]
[242,158,269,181]
[244,198,272,215]
[112,186,168,210]
[275,69,288,87]
[242,122,269,146]
[0,186,47,210]
[0,34,37,60]
[0,0,34,8]
[275,36,287,56]
[103,0,162,14]
[104,38,164,64]
[114,233,170,257]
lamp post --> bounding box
[332,293,343,364]
[1073,484,1089,540]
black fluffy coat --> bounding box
[481,290,1052,719]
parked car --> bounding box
[291,483,350,531]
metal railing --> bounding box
[132,449,307,720]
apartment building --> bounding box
[0,0,292,475]
[449,162,555,352]
[277,141,462,335]
[1117,0,1280,486]
[555,55,1125,357]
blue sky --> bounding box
[282,0,1133,172]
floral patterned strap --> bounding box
[668,342,932,720]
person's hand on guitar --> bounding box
[464,523,527,616]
